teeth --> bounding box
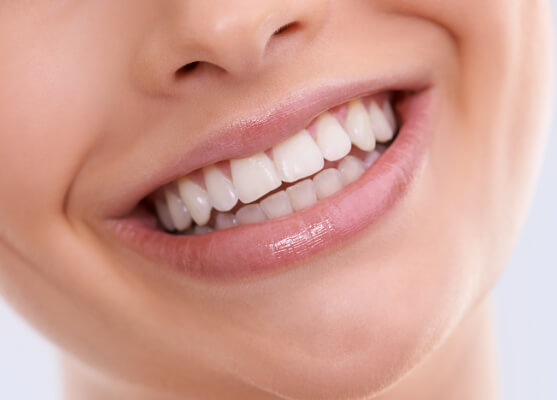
[194,225,214,235]
[313,168,343,200]
[177,179,212,226]
[154,95,398,233]
[338,156,366,185]
[368,101,394,143]
[344,100,376,151]
[236,204,267,225]
[272,130,324,183]
[315,112,352,161]
[231,153,281,203]
[164,189,192,231]
[383,99,397,131]
[215,213,238,230]
[260,191,293,219]
[155,199,176,231]
[286,179,318,212]
[363,144,387,168]
[203,165,239,212]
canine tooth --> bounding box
[272,130,324,182]
[164,189,192,231]
[315,112,352,161]
[338,156,366,185]
[313,168,343,200]
[155,199,175,231]
[286,179,317,212]
[231,153,281,203]
[193,225,214,235]
[344,100,376,151]
[383,100,397,131]
[215,213,238,230]
[260,191,293,219]
[177,179,212,226]
[236,204,267,225]
[203,165,238,212]
[369,101,394,143]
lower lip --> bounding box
[109,88,434,281]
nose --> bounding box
[136,0,328,91]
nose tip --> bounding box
[135,0,328,91]
[193,7,299,76]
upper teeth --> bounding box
[154,96,397,233]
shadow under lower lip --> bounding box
[109,88,434,281]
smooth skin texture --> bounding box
[0,1,553,399]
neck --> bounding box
[62,298,499,400]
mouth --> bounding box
[108,80,434,281]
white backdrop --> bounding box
[0,4,556,400]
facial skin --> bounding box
[0,1,553,399]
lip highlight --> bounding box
[108,86,434,280]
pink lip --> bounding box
[108,85,435,281]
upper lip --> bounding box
[108,74,430,218]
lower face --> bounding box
[0,1,553,399]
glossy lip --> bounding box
[107,83,435,281]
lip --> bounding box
[106,80,435,281]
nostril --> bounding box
[176,61,201,77]
[272,22,299,37]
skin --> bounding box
[0,1,553,399]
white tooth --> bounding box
[154,199,175,231]
[272,130,324,182]
[260,191,293,219]
[382,100,397,131]
[193,225,214,235]
[315,113,352,161]
[369,101,394,143]
[231,153,281,203]
[344,100,376,151]
[215,213,238,230]
[313,168,343,200]
[363,144,387,168]
[203,165,238,212]
[338,156,366,185]
[286,179,317,212]
[177,178,212,226]
[236,204,267,225]
[164,189,192,231]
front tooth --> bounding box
[236,204,267,225]
[315,113,352,161]
[215,213,238,230]
[154,199,175,231]
[260,191,293,219]
[203,165,238,212]
[177,178,212,226]
[230,153,281,203]
[338,156,366,185]
[369,101,394,143]
[313,168,343,200]
[164,189,192,231]
[272,130,324,182]
[286,179,317,211]
[344,100,376,151]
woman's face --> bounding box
[0,1,553,399]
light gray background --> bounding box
[0,5,556,400]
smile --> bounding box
[109,79,435,280]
